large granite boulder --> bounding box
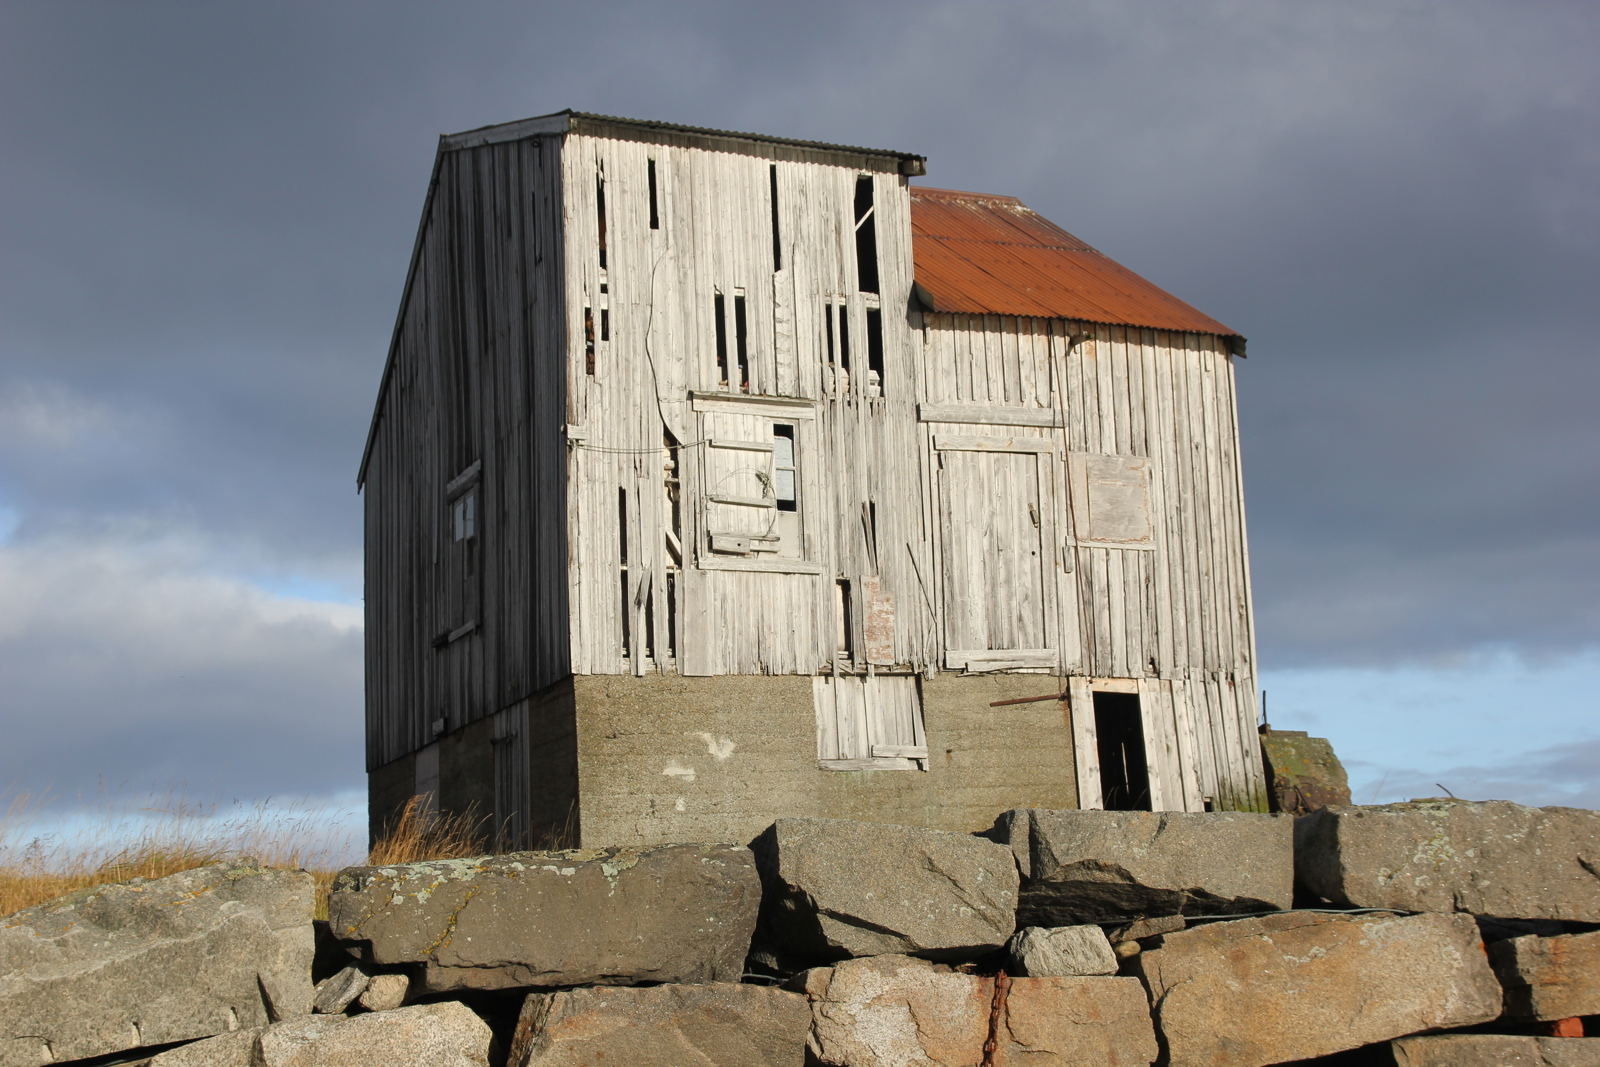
[990,975,1157,1067]
[988,808,1293,925]
[0,862,314,1067]
[1490,929,1600,1020]
[1005,925,1118,977]
[797,956,1156,1067]
[148,1029,260,1067]
[253,1002,491,1066]
[1296,800,1600,920]
[327,844,758,992]
[1394,1034,1600,1067]
[801,954,993,1067]
[1133,911,1501,1067]
[508,982,810,1066]
[752,819,1018,965]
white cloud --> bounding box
[0,524,363,802]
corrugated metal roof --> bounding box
[442,110,927,166]
[911,187,1238,337]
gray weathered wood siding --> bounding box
[916,314,1262,809]
[363,136,570,770]
[559,125,933,678]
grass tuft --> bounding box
[367,795,493,867]
[0,789,509,921]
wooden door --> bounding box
[935,437,1058,670]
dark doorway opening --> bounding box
[1094,692,1152,811]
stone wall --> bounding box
[21,798,1597,1067]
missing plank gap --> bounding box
[596,170,608,270]
[666,573,677,661]
[853,176,879,294]
[734,293,749,391]
[769,163,781,271]
[618,487,630,658]
[866,307,884,395]
[584,307,595,375]
[647,158,659,230]
[714,292,729,388]
[839,303,851,371]
[836,579,854,658]
[600,307,609,342]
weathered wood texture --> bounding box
[560,127,929,680]
[363,136,570,769]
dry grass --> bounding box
[366,795,492,867]
[1,791,346,920]
[0,790,506,922]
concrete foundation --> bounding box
[369,672,1079,848]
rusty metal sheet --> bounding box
[911,187,1238,336]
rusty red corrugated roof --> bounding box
[911,187,1238,337]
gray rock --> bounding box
[357,973,410,1012]
[752,818,1018,964]
[255,1002,490,1066]
[0,862,314,1067]
[1540,1039,1600,1067]
[507,983,810,1066]
[1135,911,1502,1067]
[328,844,758,992]
[804,955,994,1067]
[993,975,1158,1067]
[1394,1035,1600,1067]
[147,1029,260,1067]
[1259,729,1351,814]
[1296,800,1600,920]
[1006,925,1117,977]
[989,808,1293,925]
[312,965,370,1014]
[1490,929,1600,1020]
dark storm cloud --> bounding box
[0,1,1596,798]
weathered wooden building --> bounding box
[358,110,1266,849]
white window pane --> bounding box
[775,468,795,502]
[772,434,794,469]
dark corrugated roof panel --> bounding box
[442,109,926,165]
[911,187,1238,337]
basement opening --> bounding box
[1094,692,1152,811]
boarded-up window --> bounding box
[934,435,1059,670]
[814,674,926,770]
[693,395,812,561]
[1070,453,1152,546]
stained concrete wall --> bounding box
[370,672,1079,849]
[572,673,1078,847]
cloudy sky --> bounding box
[2,0,1596,829]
